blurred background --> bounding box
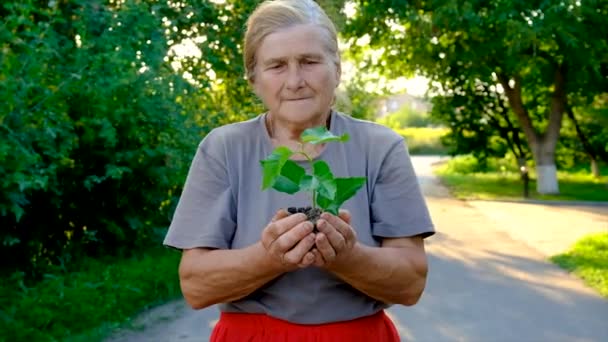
[1,0,606,341]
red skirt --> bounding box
[210,310,400,342]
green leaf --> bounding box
[312,161,336,200]
[300,175,317,192]
[271,160,305,194]
[317,177,366,215]
[301,126,349,145]
[316,198,340,216]
[260,146,294,190]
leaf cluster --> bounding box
[260,127,365,215]
[0,0,205,277]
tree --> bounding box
[1,0,208,275]
[560,94,608,176]
[335,74,384,121]
[344,0,608,193]
[430,79,529,170]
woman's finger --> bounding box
[268,221,313,257]
[314,232,337,263]
[298,251,316,268]
[311,248,325,267]
[338,209,351,224]
[322,212,356,245]
[316,218,346,252]
[272,209,290,222]
[262,212,308,249]
[283,233,316,265]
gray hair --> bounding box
[243,0,340,82]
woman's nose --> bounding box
[285,64,304,90]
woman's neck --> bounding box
[265,111,332,160]
[266,111,332,143]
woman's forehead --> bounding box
[256,24,328,61]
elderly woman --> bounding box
[163,0,435,340]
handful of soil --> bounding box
[287,207,322,233]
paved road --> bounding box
[107,156,608,342]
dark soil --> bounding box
[287,206,322,233]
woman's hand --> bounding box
[312,210,358,268]
[261,209,317,270]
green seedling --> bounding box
[260,126,366,218]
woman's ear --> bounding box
[249,77,260,97]
[334,63,342,89]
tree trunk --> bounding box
[531,141,560,194]
[565,105,603,178]
[590,159,600,178]
[498,66,566,195]
[493,86,528,161]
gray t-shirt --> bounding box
[163,111,435,324]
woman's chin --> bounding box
[274,105,328,124]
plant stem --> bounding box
[295,144,316,209]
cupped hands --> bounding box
[260,209,358,272]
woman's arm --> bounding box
[313,211,429,305]
[327,237,428,306]
[179,243,282,309]
[179,211,317,309]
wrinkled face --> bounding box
[251,24,340,125]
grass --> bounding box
[393,127,449,155]
[551,233,608,299]
[436,171,608,201]
[435,156,608,202]
[0,247,182,342]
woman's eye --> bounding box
[303,60,318,65]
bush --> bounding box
[394,128,449,155]
[437,155,485,173]
[439,154,525,174]
[0,0,199,277]
[0,248,181,342]
[377,105,434,129]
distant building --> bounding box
[376,92,431,118]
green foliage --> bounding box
[260,147,296,191]
[334,77,383,121]
[393,128,449,155]
[260,127,365,215]
[344,0,608,190]
[0,0,272,278]
[437,155,490,174]
[316,177,366,214]
[377,105,434,129]
[0,248,181,342]
[430,80,530,164]
[315,0,347,31]
[557,96,608,170]
[334,36,387,121]
[0,0,198,276]
[301,126,350,144]
[0,0,380,279]
[551,233,608,299]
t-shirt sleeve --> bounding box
[163,134,236,250]
[370,139,435,239]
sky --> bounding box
[387,76,430,97]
